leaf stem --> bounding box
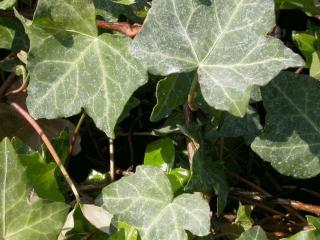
[187,74,199,111]
[109,138,115,182]
[68,112,86,158]
[8,101,81,203]
[0,73,16,100]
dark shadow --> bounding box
[197,0,212,6]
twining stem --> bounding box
[187,74,199,111]
[0,73,16,100]
[68,112,86,157]
[109,138,115,182]
[8,101,80,203]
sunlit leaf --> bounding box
[101,166,210,240]
[131,0,303,117]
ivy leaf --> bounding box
[180,125,229,216]
[252,72,320,178]
[293,33,317,68]
[101,166,210,240]
[218,107,262,144]
[20,0,147,138]
[311,52,320,80]
[236,226,268,240]
[144,137,175,171]
[275,0,320,16]
[131,0,303,117]
[0,0,16,10]
[0,138,69,240]
[108,221,140,240]
[151,72,194,122]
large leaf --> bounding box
[252,72,320,178]
[131,0,303,117]
[20,0,147,137]
[0,138,69,240]
[0,0,15,10]
[236,226,268,240]
[101,166,210,240]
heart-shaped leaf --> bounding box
[236,226,268,240]
[131,0,303,117]
[101,166,210,240]
[0,138,69,240]
[19,0,147,137]
[252,72,320,178]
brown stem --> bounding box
[68,112,86,157]
[109,138,115,182]
[0,10,141,38]
[96,20,141,38]
[8,101,80,203]
[0,73,16,100]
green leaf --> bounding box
[252,72,320,178]
[167,168,191,194]
[0,138,69,240]
[236,226,268,240]
[111,0,135,5]
[101,166,211,240]
[235,203,254,231]
[21,0,147,138]
[151,72,194,122]
[218,107,262,144]
[131,0,303,117]
[144,138,175,170]
[311,52,320,80]
[293,33,317,68]
[307,215,320,229]
[275,0,320,16]
[0,0,16,10]
[108,221,140,240]
[181,125,229,216]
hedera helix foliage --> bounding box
[2,0,320,239]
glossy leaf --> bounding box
[293,33,317,68]
[108,221,139,240]
[236,226,268,240]
[311,52,320,80]
[101,166,210,240]
[0,138,69,240]
[252,72,320,178]
[235,203,254,231]
[144,137,175,170]
[21,0,147,138]
[131,0,303,117]
[151,72,194,122]
[275,0,320,16]
[167,168,191,194]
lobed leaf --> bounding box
[131,0,303,117]
[0,138,69,240]
[252,72,320,178]
[21,0,147,138]
[101,166,210,240]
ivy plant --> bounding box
[1,0,320,239]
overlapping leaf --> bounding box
[0,138,69,240]
[131,0,303,117]
[101,166,210,240]
[20,0,147,137]
[252,72,320,178]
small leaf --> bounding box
[0,138,69,240]
[167,168,191,194]
[252,72,320,178]
[131,0,303,117]
[293,33,317,68]
[144,138,175,170]
[108,221,140,240]
[151,72,194,122]
[236,226,268,240]
[101,166,211,240]
[235,203,254,231]
[311,52,320,79]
